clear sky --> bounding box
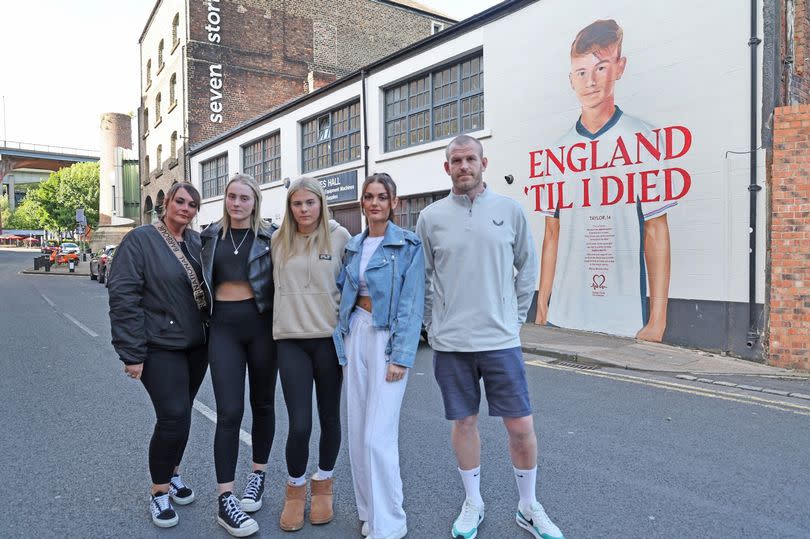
[0,0,502,152]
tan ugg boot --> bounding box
[279,482,306,531]
[309,477,334,525]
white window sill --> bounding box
[375,129,492,164]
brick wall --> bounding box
[769,104,810,369]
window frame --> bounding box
[301,100,361,174]
[242,131,282,185]
[201,153,229,199]
[383,52,484,153]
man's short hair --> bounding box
[445,134,484,159]
[571,19,623,58]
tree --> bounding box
[33,162,100,232]
[0,194,10,232]
[8,195,47,230]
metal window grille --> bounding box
[302,101,360,173]
[384,53,483,152]
[242,132,281,184]
[201,154,228,198]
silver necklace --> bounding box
[229,227,249,255]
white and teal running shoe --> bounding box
[516,501,564,539]
[452,498,485,539]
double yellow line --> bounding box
[525,358,810,417]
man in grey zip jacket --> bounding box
[416,135,564,539]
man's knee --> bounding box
[504,415,535,441]
[453,415,479,435]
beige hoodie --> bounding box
[272,220,351,340]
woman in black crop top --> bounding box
[200,173,277,538]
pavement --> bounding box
[5,247,92,276]
[520,323,805,377]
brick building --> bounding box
[138,0,454,222]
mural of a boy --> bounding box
[534,19,674,342]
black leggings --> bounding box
[140,345,208,485]
[277,338,342,478]
[209,300,277,484]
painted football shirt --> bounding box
[544,107,676,336]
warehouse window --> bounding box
[243,132,281,184]
[158,39,165,72]
[201,154,228,198]
[169,74,177,108]
[172,14,180,48]
[393,190,449,231]
[155,93,162,125]
[145,59,152,88]
[384,53,483,152]
[302,101,361,173]
[170,132,178,159]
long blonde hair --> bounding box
[273,176,332,263]
[218,173,263,238]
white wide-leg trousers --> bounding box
[344,307,409,539]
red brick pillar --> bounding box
[770,104,810,370]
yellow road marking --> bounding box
[525,359,810,416]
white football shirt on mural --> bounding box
[543,108,676,336]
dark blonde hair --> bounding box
[273,177,332,262]
[571,19,623,59]
[362,173,398,223]
[219,173,263,238]
[160,182,201,218]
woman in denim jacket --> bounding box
[333,173,424,539]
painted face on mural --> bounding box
[569,48,627,112]
[444,142,488,195]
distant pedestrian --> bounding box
[200,173,277,537]
[271,177,351,532]
[334,173,424,539]
[108,182,209,529]
[416,135,564,539]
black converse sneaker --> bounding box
[218,491,259,537]
[149,491,179,528]
[240,470,265,512]
[169,474,195,505]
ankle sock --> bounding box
[312,467,333,480]
[288,474,306,487]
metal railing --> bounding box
[0,140,99,158]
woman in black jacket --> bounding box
[108,182,209,529]
[200,173,277,538]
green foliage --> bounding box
[8,196,48,230]
[32,162,100,232]
[0,194,10,230]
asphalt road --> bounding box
[1,249,809,538]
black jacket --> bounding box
[200,222,277,314]
[108,224,210,364]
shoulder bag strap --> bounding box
[152,221,208,310]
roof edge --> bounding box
[139,0,165,44]
[190,0,536,156]
[378,0,457,23]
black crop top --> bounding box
[213,228,253,286]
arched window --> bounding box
[146,59,152,87]
[158,39,165,70]
[143,108,149,134]
[156,145,163,171]
[172,14,180,47]
[155,93,162,125]
[169,74,177,107]
[144,155,151,175]
[170,131,178,158]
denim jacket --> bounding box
[333,222,425,368]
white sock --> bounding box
[458,466,483,506]
[514,466,538,508]
[312,467,333,480]
[288,474,306,487]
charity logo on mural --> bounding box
[525,19,693,341]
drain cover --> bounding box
[550,359,600,370]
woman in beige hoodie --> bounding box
[271,177,351,532]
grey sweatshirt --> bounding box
[416,186,538,352]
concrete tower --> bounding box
[99,113,132,225]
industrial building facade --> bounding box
[138,0,454,224]
[188,0,810,370]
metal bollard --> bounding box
[69,260,76,273]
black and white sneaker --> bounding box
[218,492,259,537]
[240,470,265,512]
[150,491,179,528]
[169,474,195,505]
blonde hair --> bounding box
[219,173,263,238]
[273,176,332,263]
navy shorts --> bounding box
[433,347,532,420]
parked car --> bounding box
[90,245,116,283]
[41,240,60,254]
[60,242,81,255]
